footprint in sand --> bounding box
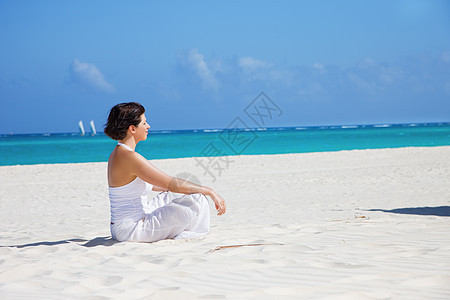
[23,245,59,256]
[0,248,11,255]
[102,276,123,286]
[311,261,370,269]
[80,275,123,287]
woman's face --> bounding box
[135,114,150,141]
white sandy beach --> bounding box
[0,146,449,299]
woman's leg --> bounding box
[129,193,211,242]
[129,201,197,242]
[172,193,210,239]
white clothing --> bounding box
[108,143,210,242]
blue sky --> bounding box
[1,0,449,134]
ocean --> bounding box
[1,122,449,166]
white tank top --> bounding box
[109,143,153,223]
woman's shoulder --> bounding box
[115,147,149,166]
[109,146,138,164]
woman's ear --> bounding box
[128,125,137,134]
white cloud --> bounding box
[171,50,449,104]
[70,58,115,93]
[379,65,404,85]
[238,57,268,70]
[357,57,376,68]
[237,56,273,82]
[313,63,327,75]
[313,63,325,69]
[186,49,219,90]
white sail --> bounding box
[78,120,85,136]
[90,120,97,135]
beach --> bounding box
[1,146,449,299]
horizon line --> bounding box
[1,121,450,136]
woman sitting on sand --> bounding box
[104,102,226,242]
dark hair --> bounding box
[104,102,145,140]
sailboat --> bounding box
[90,120,97,135]
[78,120,85,136]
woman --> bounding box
[104,102,226,242]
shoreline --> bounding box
[1,144,450,168]
[2,122,450,166]
[1,146,449,298]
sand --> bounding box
[0,146,449,299]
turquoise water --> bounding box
[0,123,449,166]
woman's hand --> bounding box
[128,157,226,215]
[210,191,226,216]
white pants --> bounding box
[111,192,210,242]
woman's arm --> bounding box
[130,152,226,215]
[152,186,168,192]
